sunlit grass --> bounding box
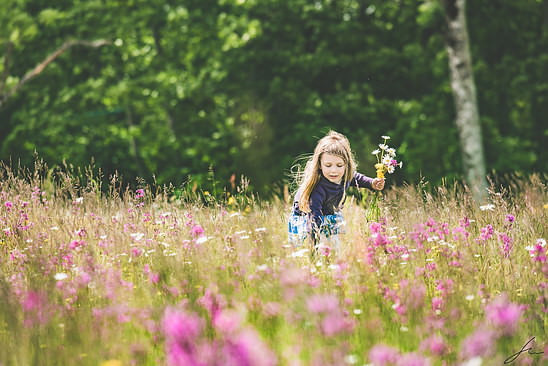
[0,163,547,366]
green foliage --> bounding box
[0,0,546,196]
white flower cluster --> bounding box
[372,135,402,175]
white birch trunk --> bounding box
[441,0,488,202]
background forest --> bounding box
[1,0,547,196]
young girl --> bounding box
[288,131,385,254]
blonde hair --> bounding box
[296,130,357,212]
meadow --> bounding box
[0,164,547,366]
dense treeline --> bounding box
[1,0,547,196]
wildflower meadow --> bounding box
[0,164,547,366]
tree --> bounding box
[441,0,487,202]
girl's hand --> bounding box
[372,178,385,190]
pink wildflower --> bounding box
[222,328,277,366]
[407,283,426,310]
[135,189,145,199]
[372,233,392,248]
[131,247,143,257]
[530,239,547,263]
[477,224,493,244]
[426,262,437,273]
[498,233,513,258]
[197,286,226,322]
[22,291,43,312]
[368,344,400,366]
[435,279,454,296]
[485,294,522,336]
[69,240,85,250]
[321,312,353,336]
[460,328,497,359]
[431,297,443,311]
[396,352,431,366]
[420,335,447,356]
[452,226,470,241]
[306,294,339,314]
[191,224,204,238]
[162,307,205,366]
[262,302,282,318]
[280,267,307,287]
[21,290,52,326]
[459,216,470,228]
[369,222,382,234]
[144,265,160,284]
[213,309,243,335]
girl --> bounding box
[288,130,385,254]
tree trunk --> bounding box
[441,0,487,203]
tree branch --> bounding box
[0,41,14,97]
[0,39,110,109]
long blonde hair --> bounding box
[296,131,357,212]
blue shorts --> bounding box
[287,211,345,248]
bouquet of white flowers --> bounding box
[366,135,403,222]
[371,135,403,179]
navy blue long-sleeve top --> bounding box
[292,172,375,231]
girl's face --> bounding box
[320,153,346,184]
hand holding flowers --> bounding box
[366,135,403,221]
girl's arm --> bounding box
[350,172,375,190]
[350,172,385,191]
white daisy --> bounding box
[461,357,482,366]
[382,135,391,140]
[479,204,495,211]
[196,236,208,244]
[371,149,380,155]
[54,273,68,281]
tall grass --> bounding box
[0,162,546,366]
